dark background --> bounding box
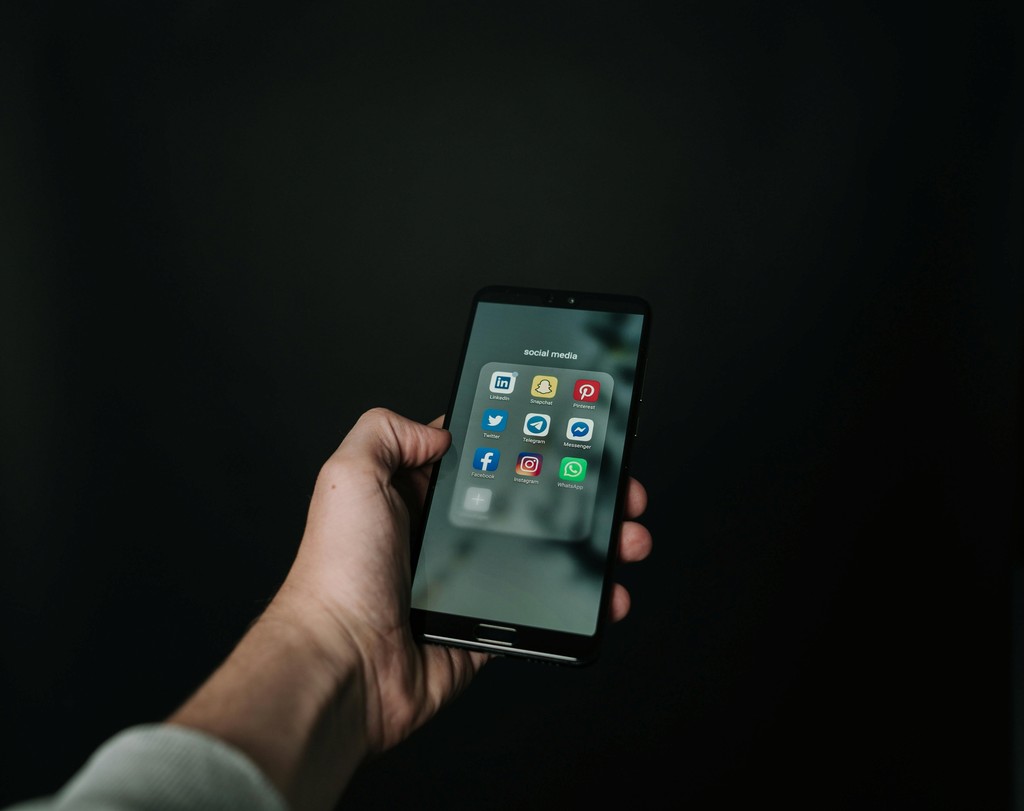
[1,2,1020,808]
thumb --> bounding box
[336,408,451,475]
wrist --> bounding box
[262,583,380,697]
[264,581,410,755]
[170,602,372,811]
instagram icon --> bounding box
[515,452,543,477]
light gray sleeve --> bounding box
[5,724,287,811]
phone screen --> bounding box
[411,289,648,660]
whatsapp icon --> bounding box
[559,457,588,482]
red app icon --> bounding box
[574,379,601,402]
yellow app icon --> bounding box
[531,375,558,398]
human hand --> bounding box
[271,408,652,754]
[168,407,650,809]
[272,411,651,753]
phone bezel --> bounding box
[409,285,651,666]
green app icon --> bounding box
[559,457,588,482]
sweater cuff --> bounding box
[51,723,287,811]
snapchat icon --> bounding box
[531,375,558,398]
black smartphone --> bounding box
[409,286,651,665]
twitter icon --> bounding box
[481,409,508,432]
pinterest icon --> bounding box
[573,379,601,402]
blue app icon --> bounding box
[472,448,501,472]
[523,413,550,436]
[566,418,594,441]
[481,409,508,432]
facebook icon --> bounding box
[472,447,500,472]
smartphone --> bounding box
[409,286,650,665]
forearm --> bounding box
[168,608,370,811]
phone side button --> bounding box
[475,623,516,646]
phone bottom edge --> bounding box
[420,632,592,666]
